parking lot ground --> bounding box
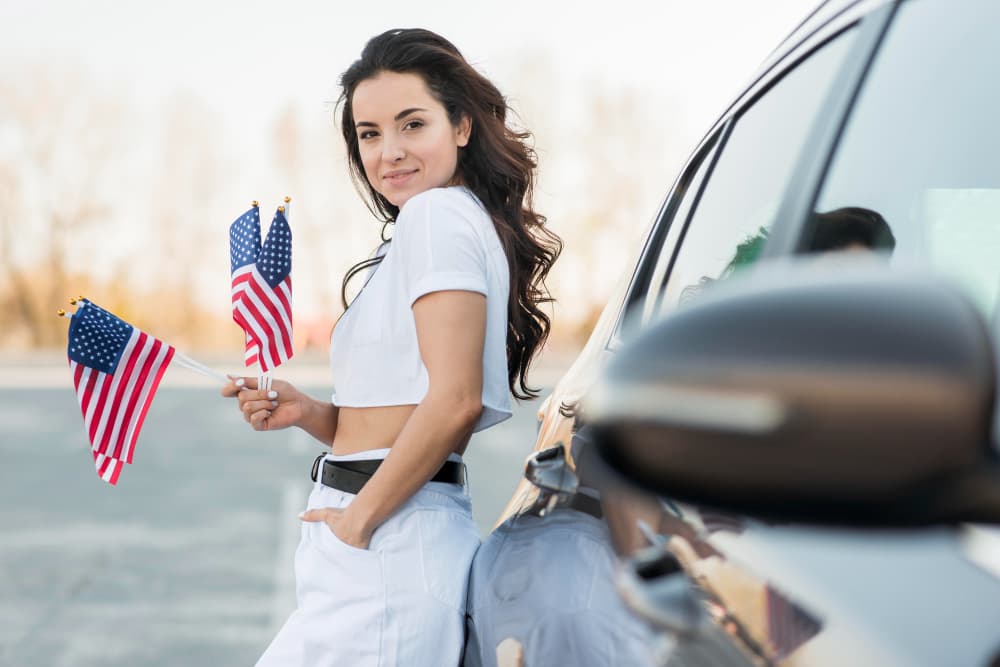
[0,377,543,666]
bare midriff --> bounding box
[330,404,471,457]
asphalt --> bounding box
[0,383,543,666]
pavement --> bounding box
[0,366,552,666]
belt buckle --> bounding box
[310,452,326,482]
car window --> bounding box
[805,0,1000,323]
[615,135,721,343]
[655,27,858,316]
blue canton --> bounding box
[230,207,262,273]
[258,209,292,288]
[68,301,133,374]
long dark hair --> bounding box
[337,28,562,400]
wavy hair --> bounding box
[337,28,562,400]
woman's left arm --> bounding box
[334,288,487,546]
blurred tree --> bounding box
[147,90,226,344]
[0,65,121,347]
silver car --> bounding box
[467,0,1000,665]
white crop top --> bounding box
[329,186,513,432]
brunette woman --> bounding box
[223,27,560,666]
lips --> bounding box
[383,169,418,186]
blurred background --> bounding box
[1,0,816,360]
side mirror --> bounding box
[586,263,1000,526]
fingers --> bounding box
[235,384,280,426]
[221,374,253,397]
[222,375,286,432]
[298,508,322,522]
[247,406,272,430]
[299,507,343,522]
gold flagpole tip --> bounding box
[252,200,259,208]
[57,309,66,317]
[77,295,84,302]
[284,196,291,203]
[277,205,285,213]
[69,297,78,305]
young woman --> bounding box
[222,28,561,666]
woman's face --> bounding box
[351,71,471,209]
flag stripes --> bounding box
[229,204,293,373]
[232,269,293,371]
[69,314,174,485]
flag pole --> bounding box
[173,351,231,384]
[256,195,292,393]
[60,299,231,385]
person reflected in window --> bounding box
[680,206,894,305]
[807,206,895,254]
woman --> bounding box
[223,28,561,666]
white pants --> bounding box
[256,449,480,666]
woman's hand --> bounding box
[299,507,374,550]
[221,376,307,432]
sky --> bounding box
[0,0,822,344]
[1,0,819,146]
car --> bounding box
[464,0,1000,665]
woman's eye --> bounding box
[403,120,424,131]
[359,130,378,140]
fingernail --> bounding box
[271,401,278,408]
[297,511,306,519]
[235,378,245,387]
[267,390,278,399]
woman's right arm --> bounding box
[221,377,339,445]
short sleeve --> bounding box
[396,189,489,306]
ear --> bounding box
[455,114,472,147]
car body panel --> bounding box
[481,0,1000,665]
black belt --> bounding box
[565,492,603,520]
[310,453,465,495]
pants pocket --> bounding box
[416,509,481,612]
[292,521,385,664]
[313,520,381,560]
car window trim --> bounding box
[645,121,733,319]
[750,0,893,100]
[606,131,725,351]
[714,0,893,141]
[649,19,872,318]
[763,2,900,258]
[641,128,728,327]
[643,5,893,320]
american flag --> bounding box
[229,205,293,371]
[229,205,263,366]
[67,300,174,485]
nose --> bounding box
[381,134,405,163]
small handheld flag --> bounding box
[229,198,294,374]
[67,299,175,485]
[229,202,263,367]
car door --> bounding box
[623,9,886,666]
[636,1,1000,666]
[473,2,892,666]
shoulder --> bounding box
[397,186,489,234]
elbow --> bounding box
[456,396,483,431]
[425,385,483,431]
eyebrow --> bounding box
[355,107,429,128]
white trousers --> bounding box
[256,449,480,667]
